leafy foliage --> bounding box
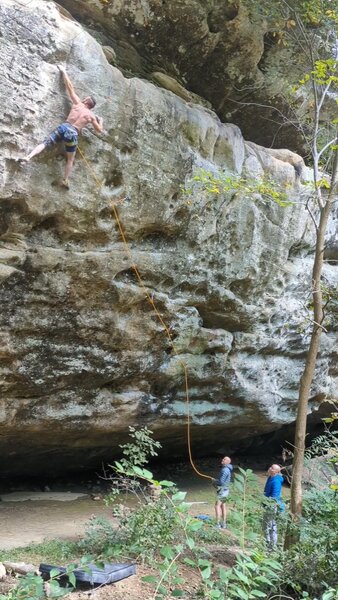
[304,430,338,462]
[228,468,264,549]
[78,516,125,557]
[116,426,161,472]
[184,169,292,208]
[321,284,338,332]
[218,551,283,600]
[282,488,338,596]
[0,574,45,600]
[0,561,90,600]
[114,493,183,558]
[3,426,338,600]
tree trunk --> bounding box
[290,148,338,519]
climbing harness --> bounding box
[77,145,212,481]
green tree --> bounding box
[226,0,338,521]
[268,1,338,522]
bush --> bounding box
[282,488,338,596]
[78,516,127,557]
[120,495,183,558]
[80,496,183,561]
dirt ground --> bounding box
[0,490,220,598]
[0,494,234,599]
[0,564,206,600]
[0,568,158,600]
[0,465,274,598]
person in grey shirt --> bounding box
[213,456,233,529]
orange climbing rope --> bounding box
[181,362,213,480]
[77,145,212,481]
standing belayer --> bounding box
[213,456,233,529]
[263,463,285,550]
[21,66,104,189]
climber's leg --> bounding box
[61,150,76,189]
[21,143,47,162]
[21,126,62,163]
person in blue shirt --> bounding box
[213,456,233,529]
[263,464,285,549]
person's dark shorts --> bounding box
[44,122,78,153]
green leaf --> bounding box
[235,474,245,483]
[184,558,196,567]
[132,466,153,480]
[210,591,223,599]
[80,555,93,565]
[186,537,195,550]
[233,569,251,585]
[255,576,273,585]
[250,590,267,598]
[48,580,69,598]
[49,569,61,579]
[81,566,92,575]
[187,520,203,531]
[198,559,211,568]
[172,590,185,597]
[68,573,76,588]
[158,480,175,487]
[142,575,158,584]
[263,559,283,570]
[160,546,174,559]
[176,502,190,512]
[158,584,168,595]
[172,491,187,502]
[229,587,248,600]
[201,566,212,580]
[219,567,229,582]
[172,576,184,586]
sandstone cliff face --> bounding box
[55,0,305,150]
[0,0,337,475]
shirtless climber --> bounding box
[21,66,103,189]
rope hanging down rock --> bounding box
[76,144,212,481]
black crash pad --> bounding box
[39,562,136,585]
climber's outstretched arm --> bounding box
[58,66,81,104]
[92,115,104,134]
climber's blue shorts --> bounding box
[44,122,78,153]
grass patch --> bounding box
[0,539,80,565]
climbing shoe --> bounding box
[60,179,70,190]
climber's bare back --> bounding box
[66,102,96,131]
